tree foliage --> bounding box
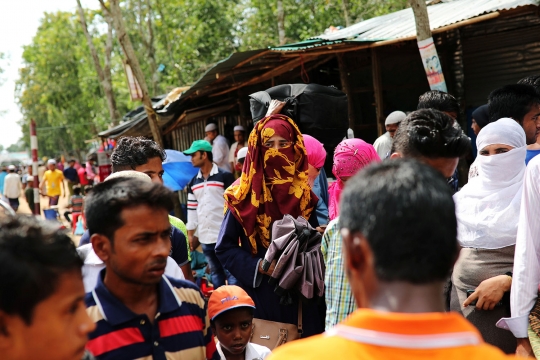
[15,0,408,157]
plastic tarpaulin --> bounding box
[162,149,198,191]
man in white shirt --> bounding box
[184,140,236,288]
[205,123,232,172]
[228,125,246,177]
[3,165,22,211]
[497,154,540,357]
[373,111,406,159]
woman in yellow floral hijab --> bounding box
[224,114,318,254]
[216,114,324,337]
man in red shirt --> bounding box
[269,159,513,360]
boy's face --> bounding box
[212,308,253,356]
[134,157,164,184]
[0,270,95,360]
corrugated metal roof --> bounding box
[321,0,538,42]
[272,0,538,51]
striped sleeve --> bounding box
[186,183,198,231]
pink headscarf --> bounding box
[302,134,326,169]
[328,139,380,220]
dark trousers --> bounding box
[201,243,237,288]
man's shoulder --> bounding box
[267,334,339,360]
[165,276,206,308]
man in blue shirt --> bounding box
[63,159,79,196]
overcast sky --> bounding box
[0,0,96,148]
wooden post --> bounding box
[337,54,355,132]
[371,48,384,137]
[409,0,447,92]
[107,0,163,147]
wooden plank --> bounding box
[371,48,385,137]
[337,54,355,131]
[209,56,316,97]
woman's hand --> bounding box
[258,259,277,275]
[266,100,286,116]
[463,275,511,310]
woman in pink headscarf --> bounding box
[328,139,380,220]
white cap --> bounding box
[205,123,218,132]
[8,165,15,170]
[234,125,245,132]
[237,147,248,160]
[385,111,407,126]
[47,159,56,165]
[105,170,152,182]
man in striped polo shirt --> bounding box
[84,177,217,360]
[184,140,236,288]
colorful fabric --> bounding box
[303,134,326,169]
[224,115,318,254]
[85,272,218,360]
[43,169,64,196]
[328,139,380,220]
[322,218,356,329]
[69,195,84,213]
[267,309,513,360]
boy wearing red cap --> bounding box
[209,286,271,360]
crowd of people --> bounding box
[1,74,540,360]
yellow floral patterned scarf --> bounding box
[224,115,318,254]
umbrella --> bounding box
[162,149,199,191]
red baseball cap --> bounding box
[208,285,256,321]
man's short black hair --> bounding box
[340,159,458,284]
[85,178,174,241]
[417,90,460,117]
[518,75,540,96]
[392,109,471,159]
[111,136,166,172]
[200,150,213,163]
[73,185,82,196]
[0,216,83,324]
[488,84,540,123]
[68,159,76,164]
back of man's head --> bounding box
[85,178,173,241]
[0,216,83,324]
[488,84,540,123]
[518,75,540,96]
[392,109,471,159]
[417,90,460,119]
[111,136,166,173]
[340,159,457,284]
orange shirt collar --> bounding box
[327,309,483,349]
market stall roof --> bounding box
[271,0,538,51]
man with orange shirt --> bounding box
[268,159,513,360]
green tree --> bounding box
[15,11,133,158]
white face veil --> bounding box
[453,118,526,249]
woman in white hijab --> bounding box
[450,118,526,354]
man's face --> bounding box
[521,103,540,145]
[68,161,75,168]
[205,130,218,142]
[99,205,171,285]
[1,271,95,360]
[134,157,164,184]
[48,164,56,171]
[190,151,206,168]
[234,131,245,144]
[385,124,399,138]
